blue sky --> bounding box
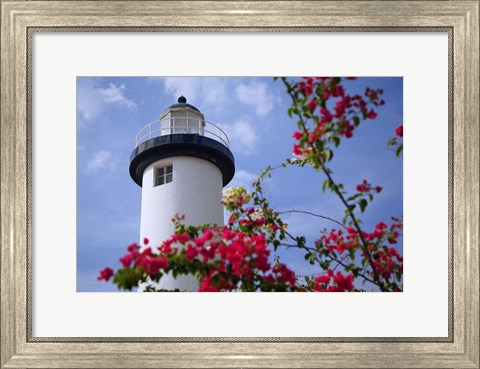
[76,77,403,292]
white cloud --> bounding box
[228,169,257,189]
[77,79,103,121]
[77,79,137,121]
[235,81,275,117]
[86,150,114,172]
[221,118,258,155]
[98,83,137,110]
[153,77,228,109]
[149,77,277,118]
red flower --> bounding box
[366,109,378,119]
[178,232,190,243]
[346,227,356,234]
[203,229,213,241]
[320,107,333,123]
[119,252,135,268]
[396,124,403,137]
[127,243,139,252]
[199,273,220,292]
[293,145,303,156]
[98,267,114,281]
[356,180,371,192]
[143,237,149,245]
[138,255,169,276]
[185,244,199,259]
[334,100,346,118]
[292,131,303,140]
[375,221,388,230]
[299,81,313,96]
[307,99,317,112]
[316,274,330,284]
[222,228,236,240]
[332,272,354,291]
[332,85,345,97]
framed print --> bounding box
[1,1,478,368]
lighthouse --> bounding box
[129,96,235,291]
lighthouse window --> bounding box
[154,164,173,187]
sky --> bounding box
[76,77,403,292]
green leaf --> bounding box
[353,116,360,127]
[322,179,329,193]
[287,107,296,118]
[324,149,333,162]
[359,199,368,213]
[320,260,331,270]
[347,193,361,202]
[296,236,306,247]
[395,145,403,157]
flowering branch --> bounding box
[280,77,388,290]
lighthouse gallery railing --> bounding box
[134,116,230,149]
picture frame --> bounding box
[1,1,478,368]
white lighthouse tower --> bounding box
[129,96,235,291]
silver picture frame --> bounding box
[1,1,478,368]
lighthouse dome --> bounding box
[165,95,200,112]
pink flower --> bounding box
[316,274,330,284]
[119,252,135,268]
[222,228,236,240]
[307,99,317,112]
[293,145,303,156]
[346,227,356,234]
[178,232,190,243]
[320,107,333,123]
[98,267,114,281]
[138,255,169,276]
[185,244,199,260]
[127,243,139,252]
[356,180,371,192]
[334,100,346,118]
[366,109,378,119]
[203,229,213,241]
[332,85,345,97]
[396,124,403,137]
[332,272,354,291]
[299,81,313,96]
[292,131,303,140]
[375,221,388,230]
[198,273,220,292]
